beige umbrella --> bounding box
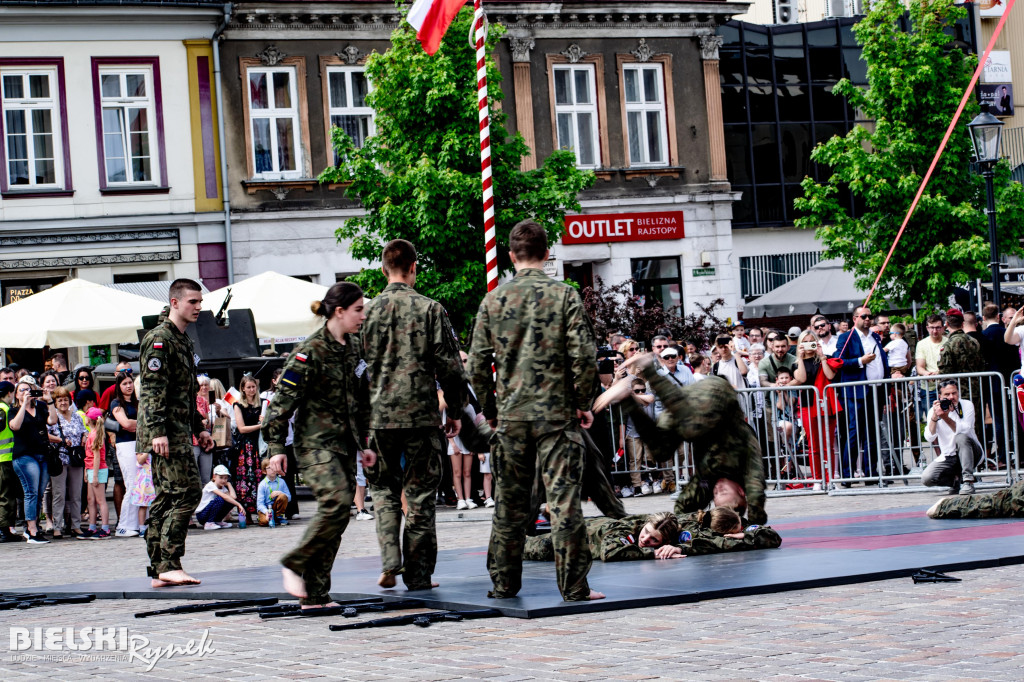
[0,279,164,347]
[203,271,329,341]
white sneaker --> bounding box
[355,510,374,521]
[812,483,823,491]
[652,480,663,494]
[465,499,479,509]
[203,522,221,530]
[640,483,652,496]
[456,499,468,510]
[217,521,232,528]
[115,528,139,538]
[484,497,495,508]
[621,487,634,498]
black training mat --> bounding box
[15,507,1024,618]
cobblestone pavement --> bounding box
[4,489,1024,680]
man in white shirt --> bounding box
[921,380,981,495]
[712,335,749,391]
[915,314,947,422]
[810,315,837,357]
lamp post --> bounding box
[967,106,1005,308]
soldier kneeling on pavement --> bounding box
[921,380,982,496]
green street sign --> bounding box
[692,267,716,277]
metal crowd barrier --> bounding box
[599,402,691,496]
[735,371,1019,495]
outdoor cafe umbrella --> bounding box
[203,271,329,341]
[0,278,164,348]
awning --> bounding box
[0,279,165,347]
[743,259,868,318]
[104,280,209,302]
[203,271,330,340]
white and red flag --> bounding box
[407,0,466,55]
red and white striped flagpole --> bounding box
[473,0,497,292]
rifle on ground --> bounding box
[259,599,424,620]
[0,593,49,602]
[329,608,501,630]
[134,597,278,618]
[216,597,382,617]
[0,594,95,610]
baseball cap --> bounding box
[660,348,679,358]
[787,326,801,338]
[86,407,105,420]
[213,464,231,477]
[17,375,37,386]
[0,381,14,397]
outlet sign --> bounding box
[562,211,685,245]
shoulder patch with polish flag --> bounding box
[153,342,163,350]
[295,352,308,363]
[622,534,635,546]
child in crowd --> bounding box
[256,458,291,527]
[774,366,798,443]
[196,464,245,530]
[478,449,494,508]
[131,450,155,538]
[82,407,110,539]
[885,323,910,377]
[620,376,653,497]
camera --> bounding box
[29,388,43,398]
[939,398,952,411]
[800,341,817,352]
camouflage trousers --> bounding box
[280,449,354,605]
[147,447,202,577]
[931,480,1024,519]
[366,427,443,590]
[523,534,555,562]
[488,419,592,601]
[0,460,18,528]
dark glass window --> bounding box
[812,85,846,121]
[807,25,839,47]
[773,48,807,85]
[732,188,755,224]
[721,85,748,123]
[743,26,769,47]
[842,48,868,84]
[725,125,752,183]
[751,123,780,183]
[780,123,813,182]
[745,48,773,85]
[631,257,682,312]
[719,24,741,45]
[748,86,775,123]
[777,85,811,121]
[756,184,786,223]
[773,29,804,47]
[809,48,843,82]
[785,183,807,218]
[719,50,745,86]
[840,22,858,46]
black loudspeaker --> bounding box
[186,309,259,361]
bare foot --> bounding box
[154,570,200,586]
[282,567,307,598]
[926,500,942,518]
[377,572,397,588]
[592,377,635,413]
[588,590,606,601]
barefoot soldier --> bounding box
[360,239,466,591]
[468,220,604,602]
[138,279,213,587]
[264,283,376,607]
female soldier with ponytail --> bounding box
[263,282,375,608]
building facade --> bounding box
[0,0,230,311]
[219,0,751,321]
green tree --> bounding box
[319,7,594,333]
[794,0,1024,313]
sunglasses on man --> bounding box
[662,353,679,359]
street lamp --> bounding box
[967,106,1005,308]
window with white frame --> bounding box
[623,63,668,167]
[326,66,374,165]
[553,64,601,168]
[1,68,61,188]
[247,67,301,178]
[98,68,157,185]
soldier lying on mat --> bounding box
[594,353,768,525]
[523,509,781,562]
[927,480,1024,519]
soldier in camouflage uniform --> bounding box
[468,220,601,602]
[137,279,213,587]
[264,282,374,606]
[360,240,466,591]
[596,355,768,525]
[928,480,1024,518]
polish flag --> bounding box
[407,0,467,55]
[224,387,241,406]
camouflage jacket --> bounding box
[585,514,781,561]
[675,513,782,555]
[468,268,597,421]
[136,314,205,450]
[937,329,985,375]
[360,282,465,429]
[262,325,369,457]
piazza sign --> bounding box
[562,211,685,245]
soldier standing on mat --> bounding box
[265,282,375,607]
[361,239,466,591]
[138,279,213,588]
[468,219,604,602]
[595,353,768,525]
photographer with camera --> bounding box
[793,330,840,489]
[10,376,57,544]
[922,380,982,495]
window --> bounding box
[1,69,61,188]
[552,65,601,168]
[622,64,668,167]
[247,67,301,178]
[98,69,156,185]
[631,257,682,313]
[326,66,374,164]
[91,57,167,193]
